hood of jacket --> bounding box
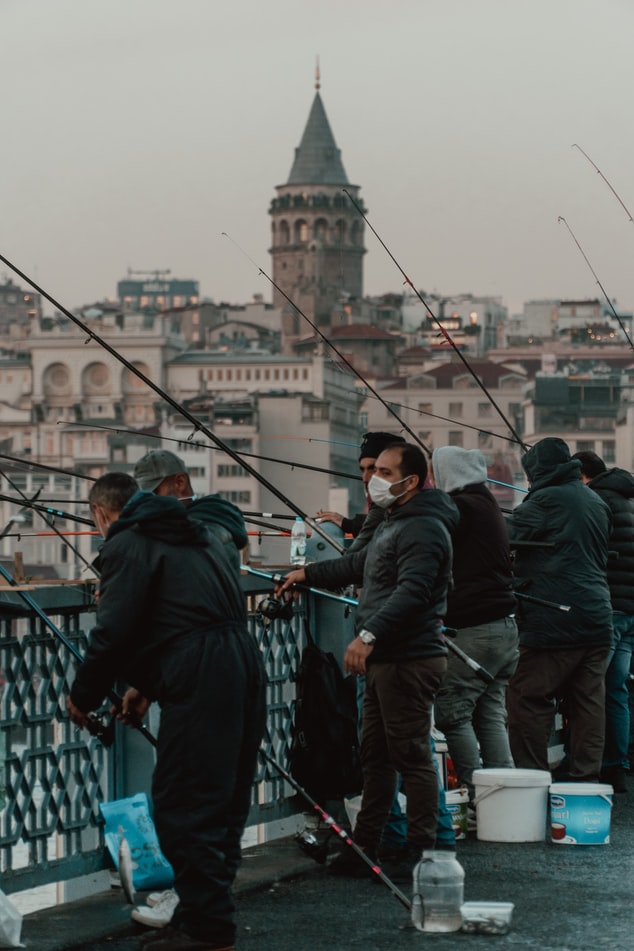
[107,490,209,547]
[432,446,488,494]
[388,486,460,533]
[522,437,581,491]
[590,467,634,500]
[187,494,248,548]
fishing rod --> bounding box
[0,561,156,746]
[260,748,411,911]
[222,233,431,456]
[557,217,634,352]
[572,144,634,222]
[58,420,363,484]
[246,565,495,682]
[0,493,94,526]
[0,471,99,578]
[0,254,344,557]
[0,451,95,482]
[341,189,529,450]
[361,390,525,447]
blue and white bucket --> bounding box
[549,782,613,845]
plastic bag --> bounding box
[100,793,174,891]
[0,889,24,948]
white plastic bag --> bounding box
[0,889,24,948]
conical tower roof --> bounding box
[287,92,349,186]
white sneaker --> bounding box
[146,890,175,908]
[131,890,179,928]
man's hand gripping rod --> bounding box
[244,565,496,683]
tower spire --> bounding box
[315,55,320,91]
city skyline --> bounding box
[2,0,634,320]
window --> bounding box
[448,402,463,418]
[448,431,463,447]
[603,440,616,463]
[478,403,492,418]
[478,432,493,449]
[218,464,244,478]
[221,490,251,504]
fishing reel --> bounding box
[257,593,294,624]
[84,709,116,747]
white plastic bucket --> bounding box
[549,783,613,845]
[445,787,469,839]
[473,768,551,842]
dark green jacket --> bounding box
[507,439,612,650]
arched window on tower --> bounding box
[334,219,347,245]
[351,221,361,246]
[314,218,328,242]
[279,220,290,245]
[295,219,308,243]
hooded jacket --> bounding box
[506,438,612,650]
[432,447,515,628]
[305,488,459,663]
[71,492,247,712]
[187,494,247,569]
[587,467,634,613]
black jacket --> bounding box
[71,492,247,712]
[507,438,612,650]
[588,467,634,614]
[432,446,515,628]
[305,488,459,664]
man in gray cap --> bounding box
[316,431,406,537]
[134,449,248,571]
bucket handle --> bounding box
[472,784,504,807]
[411,893,425,931]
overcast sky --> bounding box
[2,0,634,320]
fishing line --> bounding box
[222,234,431,455]
[0,253,344,556]
[557,217,634,351]
[341,189,528,450]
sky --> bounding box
[2,0,634,320]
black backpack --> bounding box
[289,624,362,803]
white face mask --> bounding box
[368,474,410,509]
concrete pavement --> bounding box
[22,781,634,951]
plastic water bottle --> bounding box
[411,849,465,933]
[290,517,307,566]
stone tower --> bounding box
[269,68,366,350]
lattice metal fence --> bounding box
[0,585,307,895]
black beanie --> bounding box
[359,431,406,460]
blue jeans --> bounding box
[604,612,634,769]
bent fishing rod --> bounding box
[0,254,344,557]
[0,561,156,746]
[341,189,529,450]
[222,233,431,456]
[572,144,634,222]
[557,217,634,351]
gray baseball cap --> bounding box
[134,449,187,491]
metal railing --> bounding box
[0,577,306,896]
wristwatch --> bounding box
[359,629,377,645]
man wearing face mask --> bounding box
[277,443,459,873]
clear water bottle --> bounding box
[290,517,307,566]
[411,849,464,933]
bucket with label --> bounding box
[473,768,551,842]
[549,782,613,845]
[445,787,469,839]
